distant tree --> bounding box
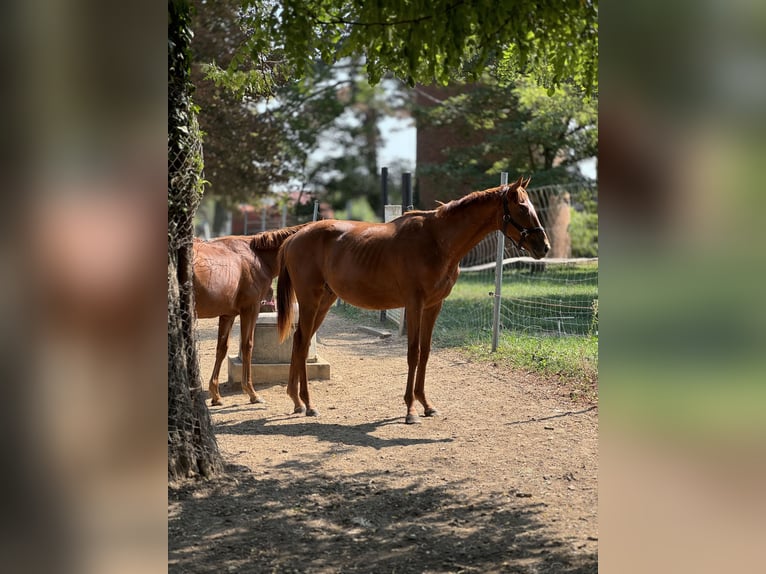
[416,75,597,202]
[305,69,411,219]
[192,0,410,222]
[190,0,298,210]
[191,4,393,221]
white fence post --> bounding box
[491,172,509,352]
[383,205,404,333]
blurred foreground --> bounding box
[1,2,166,573]
[0,1,763,572]
[600,1,766,572]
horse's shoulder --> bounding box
[197,236,254,260]
[315,219,376,236]
[205,235,240,245]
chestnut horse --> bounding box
[193,223,310,406]
[277,176,550,424]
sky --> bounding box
[377,115,417,170]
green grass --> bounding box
[443,262,598,336]
[331,261,597,399]
[463,333,598,401]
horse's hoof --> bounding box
[405,414,421,425]
[210,399,223,407]
[293,406,306,414]
[306,407,320,417]
[250,396,266,404]
[424,407,439,417]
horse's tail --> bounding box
[276,246,295,343]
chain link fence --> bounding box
[168,113,223,481]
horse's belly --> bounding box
[328,270,456,311]
[193,283,240,318]
[334,286,403,310]
[194,297,239,319]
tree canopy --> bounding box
[208,0,598,96]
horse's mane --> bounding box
[250,222,311,251]
[436,183,528,215]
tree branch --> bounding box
[316,1,467,27]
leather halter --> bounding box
[501,186,545,251]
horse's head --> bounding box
[500,176,551,259]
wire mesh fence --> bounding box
[168,113,222,481]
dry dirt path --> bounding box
[169,311,598,573]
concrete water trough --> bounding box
[227,311,330,386]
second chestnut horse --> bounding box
[277,177,550,424]
[193,223,309,405]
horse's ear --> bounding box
[523,176,532,188]
[507,176,527,203]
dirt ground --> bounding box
[169,311,598,573]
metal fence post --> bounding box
[491,172,509,352]
[381,166,389,220]
[399,172,413,335]
[401,172,412,211]
[380,167,389,323]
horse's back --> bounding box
[282,217,450,309]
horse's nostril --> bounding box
[544,244,550,253]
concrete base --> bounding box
[227,355,331,385]
[248,311,316,363]
[226,311,330,385]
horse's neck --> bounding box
[435,193,501,264]
[255,248,280,277]
[246,224,307,277]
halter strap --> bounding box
[501,186,545,251]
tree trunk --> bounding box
[167,246,222,481]
[168,0,223,482]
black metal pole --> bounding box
[401,172,412,212]
[381,167,389,220]
[380,167,389,323]
[399,172,413,334]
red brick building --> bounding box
[415,84,481,209]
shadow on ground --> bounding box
[216,414,453,451]
[169,464,596,574]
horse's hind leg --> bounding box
[209,315,235,406]
[240,306,265,404]
[286,303,312,415]
[286,353,305,414]
[291,288,336,417]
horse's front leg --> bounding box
[403,303,423,424]
[208,315,235,406]
[240,307,265,404]
[413,302,443,418]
